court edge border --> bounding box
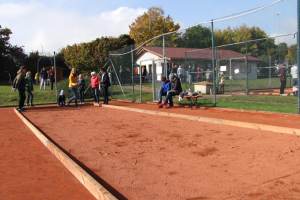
[14,108,118,200]
[102,104,300,136]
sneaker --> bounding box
[158,104,164,108]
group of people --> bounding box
[12,66,34,111]
[34,67,56,90]
[63,67,111,107]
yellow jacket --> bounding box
[69,73,78,88]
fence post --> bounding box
[268,55,272,88]
[152,60,156,102]
[131,46,135,102]
[139,64,142,103]
[245,42,249,95]
[53,51,57,100]
[211,20,217,106]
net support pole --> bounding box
[54,51,58,100]
[163,35,167,76]
[245,43,249,95]
[109,58,126,97]
[297,0,300,113]
[268,55,272,88]
[139,63,142,103]
[211,20,217,106]
[131,46,135,102]
[152,60,157,102]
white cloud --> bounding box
[0,2,146,53]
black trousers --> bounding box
[159,89,167,103]
[280,80,286,94]
[18,89,26,109]
[102,86,109,104]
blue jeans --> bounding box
[68,87,78,106]
[92,88,99,103]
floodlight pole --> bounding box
[211,20,217,106]
[297,0,300,113]
[54,51,58,100]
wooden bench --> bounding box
[183,95,203,108]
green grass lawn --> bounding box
[1,81,298,114]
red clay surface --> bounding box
[25,105,300,200]
[0,108,94,200]
[110,101,300,129]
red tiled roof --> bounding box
[142,47,260,62]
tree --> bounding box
[176,25,212,48]
[0,25,26,83]
[287,44,297,65]
[61,34,134,73]
[129,7,180,46]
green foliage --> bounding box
[129,7,180,46]
[177,25,212,48]
[287,44,297,65]
[61,34,134,73]
[0,25,26,83]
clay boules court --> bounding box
[2,102,300,199]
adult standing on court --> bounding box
[279,64,287,95]
[177,65,185,82]
[13,66,26,112]
[25,71,34,106]
[67,68,78,106]
[100,67,110,105]
[40,67,47,90]
[291,65,298,95]
[90,72,100,104]
[48,66,55,90]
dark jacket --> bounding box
[40,69,48,79]
[172,77,182,94]
[78,79,86,91]
[25,76,34,92]
[101,72,110,88]
[13,72,26,91]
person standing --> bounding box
[78,74,86,104]
[40,67,47,90]
[67,68,78,106]
[177,65,185,82]
[48,66,55,90]
[100,68,110,105]
[13,66,26,111]
[279,64,287,95]
[291,65,298,96]
[90,72,100,104]
[25,71,34,106]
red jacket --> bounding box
[91,76,99,89]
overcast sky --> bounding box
[0,0,297,53]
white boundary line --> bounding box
[102,105,300,136]
[14,109,118,200]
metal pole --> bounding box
[152,60,156,102]
[54,51,58,100]
[131,46,135,102]
[139,64,142,103]
[245,43,249,95]
[297,0,300,113]
[229,58,233,95]
[163,35,167,76]
[211,20,217,106]
[268,55,272,88]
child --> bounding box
[90,72,100,104]
[58,90,66,107]
[25,71,34,106]
[78,74,86,104]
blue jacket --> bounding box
[161,81,171,93]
